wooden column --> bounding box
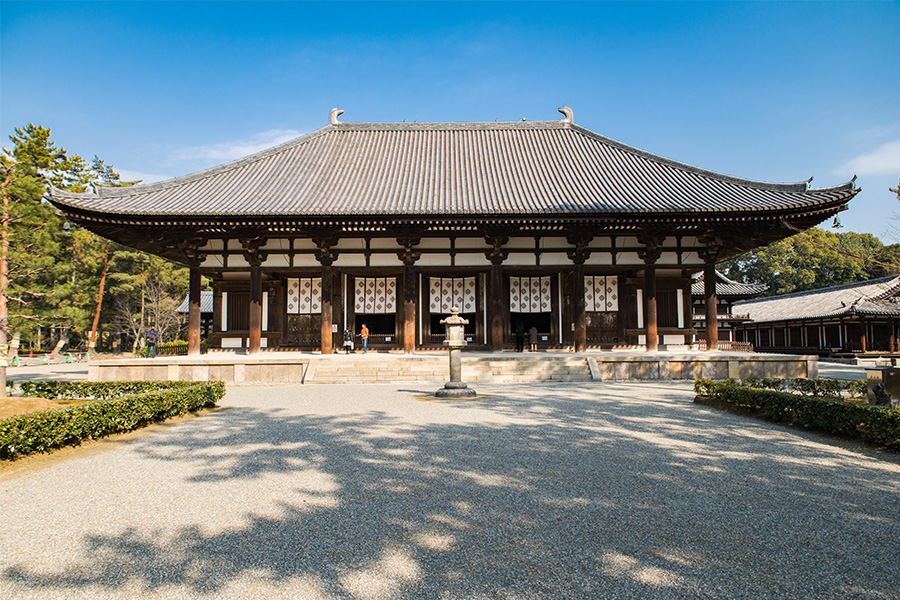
[566,232,592,353]
[187,265,202,355]
[314,234,338,355]
[485,234,509,352]
[249,263,262,354]
[398,236,421,354]
[704,261,719,351]
[239,237,267,355]
[320,265,333,354]
[644,264,658,351]
[573,264,586,352]
[860,319,867,353]
[403,266,416,353]
[638,233,663,352]
[490,264,504,351]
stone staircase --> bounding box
[305,354,591,384]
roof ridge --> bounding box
[736,275,900,305]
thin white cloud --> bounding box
[837,140,900,176]
[114,169,173,185]
[168,129,303,166]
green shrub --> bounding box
[0,381,225,460]
[730,377,865,399]
[19,380,200,400]
[694,379,900,449]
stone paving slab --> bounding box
[1,382,898,599]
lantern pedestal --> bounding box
[435,307,477,399]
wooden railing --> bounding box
[157,341,208,356]
[696,340,754,352]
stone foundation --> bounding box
[89,356,310,385]
[88,351,817,384]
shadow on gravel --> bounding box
[4,382,900,599]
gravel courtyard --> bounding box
[1,382,898,600]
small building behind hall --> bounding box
[175,290,214,340]
[690,270,767,350]
[49,107,858,355]
[732,275,900,357]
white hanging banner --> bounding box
[509,276,551,313]
[463,277,476,313]
[429,278,443,313]
[510,277,522,312]
[287,278,322,315]
[429,277,477,314]
[605,276,618,311]
[355,277,397,314]
[584,276,618,312]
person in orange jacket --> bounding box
[360,324,369,354]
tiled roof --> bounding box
[175,290,213,314]
[691,270,768,297]
[50,108,857,220]
[734,276,900,323]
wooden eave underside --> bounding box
[64,195,852,265]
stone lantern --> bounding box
[434,307,477,398]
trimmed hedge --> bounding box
[738,377,868,399]
[1,381,226,460]
[694,379,900,450]
[18,380,204,400]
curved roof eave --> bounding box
[48,115,860,219]
[48,197,853,226]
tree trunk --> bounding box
[0,172,11,397]
[88,242,110,353]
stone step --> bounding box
[306,356,591,383]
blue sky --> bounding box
[2,1,899,239]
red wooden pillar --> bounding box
[485,234,509,353]
[638,233,663,352]
[403,264,416,354]
[490,263,504,351]
[188,265,202,355]
[573,264,586,352]
[644,263,658,351]
[704,261,719,351]
[397,237,421,355]
[320,265,333,354]
[313,236,338,355]
[249,263,262,354]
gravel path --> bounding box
[1,382,898,599]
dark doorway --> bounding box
[510,312,552,335]
[430,313,477,337]
[358,314,396,336]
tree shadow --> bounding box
[3,382,899,599]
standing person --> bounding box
[515,322,525,352]
[529,325,538,352]
[145,327,159,358]
[343,328,353,354]
[360,324,369,354]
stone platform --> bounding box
[88,351,817,385]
